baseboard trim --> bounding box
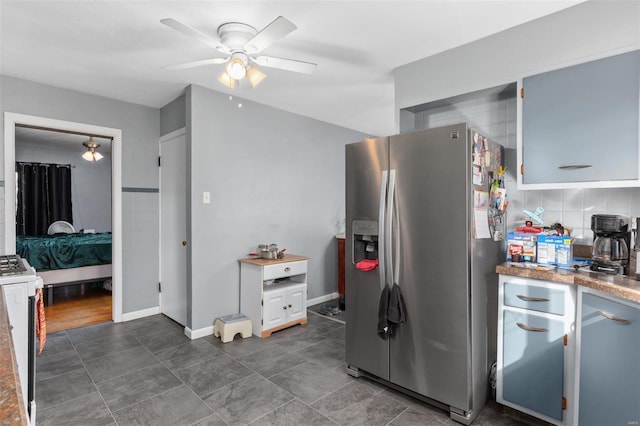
[121,306,160,322]
[185,325,214,340]
[308,292,340,307]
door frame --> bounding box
[4,112,123,322]
[158,127,187,326]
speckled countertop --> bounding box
[0,289,29,425]
[496,263,640,304]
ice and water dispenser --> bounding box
[352,220,379,268]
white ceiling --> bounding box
[0,1,583,137]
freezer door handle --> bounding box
[378,170,388,291]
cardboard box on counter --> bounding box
[506,232,537,262]
[537,235,573,269]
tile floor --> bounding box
[35,310,546,426]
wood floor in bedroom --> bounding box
[44,284,112,333]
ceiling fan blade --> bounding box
[160,18,228,53]
[252,56,317,74]
[163,57,229,70]
[245,16,297,54]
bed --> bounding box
[17,232,112,304]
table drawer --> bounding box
[263,261,307,281]
[504,281,566,315]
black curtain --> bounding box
[16,162,73,236]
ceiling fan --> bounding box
[161,16,317,89]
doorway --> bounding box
[4,112,123,323]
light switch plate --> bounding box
[203,191,211,204]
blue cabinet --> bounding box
[502,310,565,420]
[577,290,640,426]
[518,49,640,188]
[497,275,576,425]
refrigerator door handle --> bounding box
[386,170,396,287]
[393,173,400,285]
[378,170,388,291]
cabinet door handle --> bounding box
[557,164,592,170]
[283,306,287,310]
[288,304,292,308]
[597,310,631,325]
[517,295,550,302]
[516,322,548,332]
[284,267,291,272]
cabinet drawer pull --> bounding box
[284,267,291,272]
[516,295,550,302]
[516,322,548,332]
[557,164,592,170]
[597,310,631,325]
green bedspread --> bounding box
[17,232,112,271]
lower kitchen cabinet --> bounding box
[576,288,640,426]
[497,275,576,426]
[239,255,309,337]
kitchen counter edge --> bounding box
[496,263,640,304]
[239,254,309,266]
[0,288,29,425]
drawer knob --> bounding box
[284,267,291,272]
[283,306,287,310]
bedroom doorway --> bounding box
[4,112,123,324]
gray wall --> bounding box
[187,84,364,330]
[396,0,640,245]
[395,0,640,122]
[160,94,186,137]
[15,138,113,233]
[0,76,160,314]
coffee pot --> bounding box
[590,214,630,275]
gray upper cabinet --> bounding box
[518,50,640,189]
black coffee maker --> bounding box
[591,214,630,275]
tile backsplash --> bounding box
[504,186,640,244]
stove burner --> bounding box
[0,254,28,275]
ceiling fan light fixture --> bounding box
[218,71,236,89]
[246,65,266,88]
[226,57,247,80]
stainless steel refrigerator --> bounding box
[345,123,503,425]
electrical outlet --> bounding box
[203,191,211,204]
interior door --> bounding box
[160,132,187,326]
